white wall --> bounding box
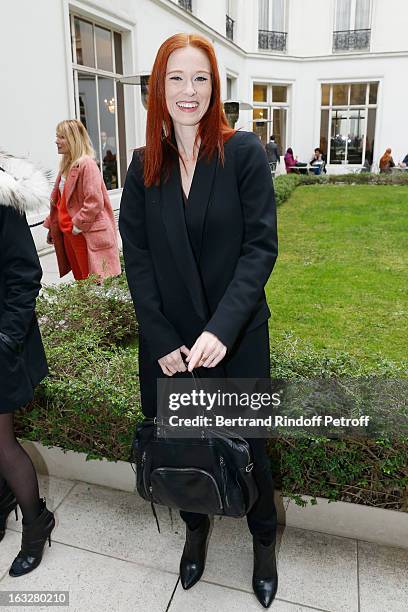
[372,0,408,53]
[0,1,70,170]
[195,0,225,34]
[288,0,335,57]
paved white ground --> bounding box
[1,474,407,612]
[39,251,73,287]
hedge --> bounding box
[273,171,408,207]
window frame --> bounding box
[70,13,125,190]
[252,81,289,150]
[226,0,234,18]
[320,81,378,166]
[334,0,372,31]
[259,0,286,32]
[178,0,193,13]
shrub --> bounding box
[37,275,137,347]
[274,172,408,207]
[274,174,301,207]
[271,435,408,510]
[21,345,142,460]
[16,276,141,459]
[267,333,408,509]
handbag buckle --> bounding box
[245,463,254,472]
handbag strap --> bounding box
[189,366,255,448]
[188,366,208,440]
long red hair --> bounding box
[379,148,392,168]
[144,33,235,186]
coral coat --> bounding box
[44,156,121,279]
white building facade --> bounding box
[1,0,407,249]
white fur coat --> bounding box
[0,151,53,213]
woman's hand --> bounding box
[186,331,227,372]
[158,345,190,376]
[46,230,53,245]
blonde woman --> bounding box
[44,119,121,280]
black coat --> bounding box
[0,204,48,413]
[119,130,278,416]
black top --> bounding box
[181,184,201,264]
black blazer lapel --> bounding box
[160,161,209,323]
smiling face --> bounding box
[165,45,212,129]
[55,132,69,155]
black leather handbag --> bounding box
[132,417,259,519]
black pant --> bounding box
[293,162,308,175]
[179,437,277,543]
[179,323,277,543]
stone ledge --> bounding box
[285,494,408,549]
[22,440,408,549]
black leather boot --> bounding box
[180,516,211,590]
[0,482,18,542]
[252,537,278,608]
[9,498,55,577]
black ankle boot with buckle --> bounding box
[0,483,18,542]
[180,516,211,590]
[9,498,55,578]
[252,537,278,608]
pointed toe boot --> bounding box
[180,517,211,590]
[9,498,55,578]
[0,483,18,542]
[252,538,278,608]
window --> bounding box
[252,83,288,152]
[259,0,285,31]
[140,75,150,110]
[224,75,238,127]
[226,76,237,100]
[335,0,371,29]
[333,0,371,52]
[178,0,192,12]
[226,0,235,40]
[258,0,287,51]
[320,82,378,165]
[70,15,127,189]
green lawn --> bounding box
[267,185,408,365]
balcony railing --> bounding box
[226,14,234,41]
[178,0,192,12]
[333,29,371,52]
[258,30,287,52]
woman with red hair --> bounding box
[120,33,278,608]
[379,148,395,173]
